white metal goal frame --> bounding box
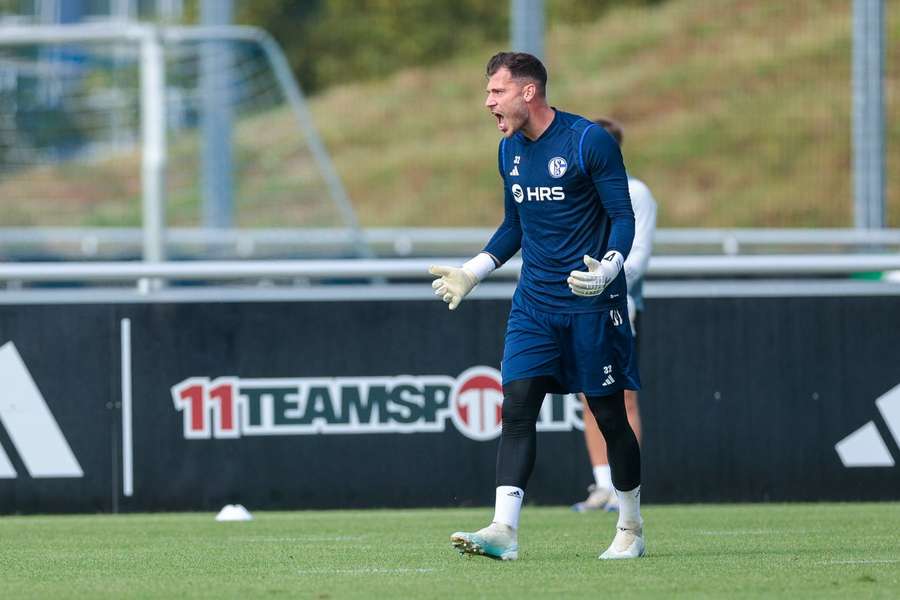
[0,22,371,260]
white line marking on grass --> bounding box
[821,559,900,565]
[698,530,772,536]
[297,567,438,575]
[235,536,366,543]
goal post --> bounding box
[0,23,372,261]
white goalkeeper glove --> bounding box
[567,251,624,297]
[429,253,496,310]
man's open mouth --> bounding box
[493,111,507,132]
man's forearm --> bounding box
[483,222,522,265]
[606,214,635,260]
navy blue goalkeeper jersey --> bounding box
[483,109,635,313]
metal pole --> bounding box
[140,28,167,263]
[511,0,544,60]
[852,0,885,229]
[5,254,900,284]
[200,0,234,229]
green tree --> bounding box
[237,0,507,93]
[204,0,667,94]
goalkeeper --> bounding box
[430,52,643,561]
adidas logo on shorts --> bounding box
[610,309,623,326]
[602,374,616,387]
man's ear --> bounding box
[523,82,536,102]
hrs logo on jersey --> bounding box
[171,367,584,442]
[511,184,565,204]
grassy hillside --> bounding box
[320,0,899,228]
[1,0,897,228]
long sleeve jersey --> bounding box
[483,110,635,312]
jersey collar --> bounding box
[517,108,559,144]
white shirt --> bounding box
[623,177,657,312]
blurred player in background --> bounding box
[571,118,658,513]
[430,52,644,561]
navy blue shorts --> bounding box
[501,295,640,396]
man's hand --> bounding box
[430,265,478,310]
[567,251,624,297]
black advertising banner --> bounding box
[125,300,583,511]
[0,292,898,514]
[0,305,118,513]
[639,295,900,503]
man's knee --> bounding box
[586,390,628,434]
[501,377,550,437]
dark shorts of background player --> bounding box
[501,295,641,396]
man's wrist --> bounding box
[602,250,625,279]
[463,253,497,282]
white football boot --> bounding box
[450,522,519,561]
[599,524,645,559]
[570,484,613,513]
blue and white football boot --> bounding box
[450,522,519,561]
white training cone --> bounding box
[215,503,254,522]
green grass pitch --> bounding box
[2,503,898,598]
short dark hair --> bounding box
[593,117,623,145]
[486,52,548,96]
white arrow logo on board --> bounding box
[0,341,84,478]
[835,382,900,468]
